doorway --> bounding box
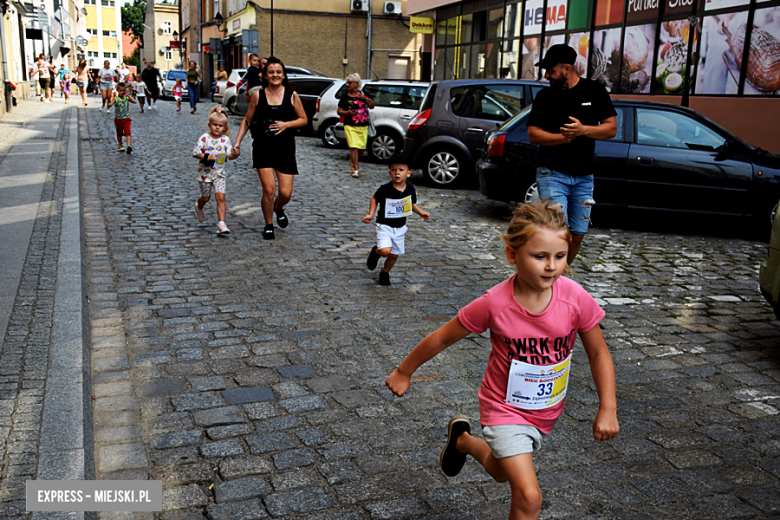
[387,55,410,80]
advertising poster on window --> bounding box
[594,0,624,26]
[501,39,520,79]
[695,11,748,94]
[590,27,622,91]
[621,24,656,93]
[654,19,695,94]
[744,7,780,94]
[703,0,749,11]
[521,38,541,79]
[568,32,590,77]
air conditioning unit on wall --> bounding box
[383,1,401,14]
[350,0,368,12]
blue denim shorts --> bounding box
[536,167,595,235]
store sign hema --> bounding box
[410,17,434,34]
[524,0,567,36]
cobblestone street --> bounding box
[5,95,779,519]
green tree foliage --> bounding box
[121,0,147,47]
[124,48,141,67]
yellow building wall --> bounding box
[85,6,98,28]
[88,38,100,51]
[101,7,116,31]
[102,37,118,53]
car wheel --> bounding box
[319,120,343,148]
[524,182,540,204]
[424,148,469,187]
[368,130,401,161]
[226,97,238,114]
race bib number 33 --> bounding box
[384,195,413,218]
[505,354,571,410]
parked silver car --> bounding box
[161,69,188,99]
[333,80,430,160]
[217,68,246,107]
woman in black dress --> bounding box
[234,57,307,240]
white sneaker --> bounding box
[217,222,230,235]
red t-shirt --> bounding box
[458,275,605,434]
[173,85,183,96]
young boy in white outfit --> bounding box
[362,154,430,286]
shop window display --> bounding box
[524,0,568,36]
[744,6,780,95]
[489,8,505,39]
[471,43,499,78]
[695,11,748,94]
[501,39,521,78]
[590,27,623,91]
[568,0,593,30]
[568,32,590,77]
[654,19,696,94]
[521,37,541,79]
[621,24,656,93]
[505,2,523,39]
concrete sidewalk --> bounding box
[0,98,92,519]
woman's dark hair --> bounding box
[261,56,290,88]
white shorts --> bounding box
[376,223,407,256]
[174,95,182,101]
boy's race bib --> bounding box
[505,354,572,410]
[384,195,412,218]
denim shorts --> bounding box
[536,167,595,235]
[482,424,546,459]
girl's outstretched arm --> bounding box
[580,324,619,441]
[386,316,470,397]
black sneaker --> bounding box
[441,415,470,477]
[263,224,275,240]
[126,146,132,154]
[378,271,391,286]
[366,246,380,271]
[275,209,289,228]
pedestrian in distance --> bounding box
[118,62,131,83]
[48,58,56,102]
[133,74,148,113]
[337,73,375,178]
[244,53,263,103]
[141,61,163,110]
[75,59,89,107]
[234,57,307,240]
[385,202,619,520]
[61,68,72,104]
[57,64,71,102]
[187,60,201,114]
[35,55,51,102]
[363,154,430,286]
[527,44,617,265]
[108,82,137,154]
[98,60,116,113]
[173,79,184,112]
[193,107,239,235]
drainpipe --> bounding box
[365,0,371,79]
[0,4,11,112]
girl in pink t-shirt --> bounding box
[386,202,619,520]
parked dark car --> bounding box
[231,76,339,135]
[476,100,780,228]
[402,79,547,187]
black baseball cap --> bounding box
[535,44,577,69]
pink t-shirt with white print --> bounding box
[458,275,605,434]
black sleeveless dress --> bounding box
[251,86,299,175]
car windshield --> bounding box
[167,70,186,81]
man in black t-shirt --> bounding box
[141,61,163,110]
[528,44,617,265]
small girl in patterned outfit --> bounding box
[193,107,239,235]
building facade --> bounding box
[179,0,425,95]
[141,0,181,71]
[408,0,780,152]
[83,0,122,69]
